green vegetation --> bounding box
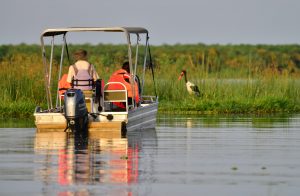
[0,44,300,117]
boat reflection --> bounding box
[34,129,157,194]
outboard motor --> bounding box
[64,89,88,132]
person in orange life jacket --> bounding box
[108,61,140,107]
[66,49,99,90]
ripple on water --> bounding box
[0,115,300,195]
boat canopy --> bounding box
[41,27,148,37]
[40,26,155,110]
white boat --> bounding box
[34,27,158,135]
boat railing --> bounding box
[141,95,158,104]
[103,82,129,112]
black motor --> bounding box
[64,89,88,132]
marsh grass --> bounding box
[0,44,300,117]
[157,76,300,114]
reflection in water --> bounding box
[0,118,35,128]
[34,129,157,195]
[2,115,300,195]
[154,114,300,196]
[158,113,296,128]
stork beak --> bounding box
[178,72,184,80]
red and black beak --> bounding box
[178,71,184,80]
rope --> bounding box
[147,40,157,98]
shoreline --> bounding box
[0,101,299,118]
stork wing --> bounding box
[191,85,201,96]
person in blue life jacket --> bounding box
[66,49,99,90]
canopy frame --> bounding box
[40,27,152,109]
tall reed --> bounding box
[0,44,299,117]
[157,76,300,114]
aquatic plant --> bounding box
[0,44,300,117]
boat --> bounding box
[34,27,158,135]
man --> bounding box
[67,49,99,90]
[108,61,140,107]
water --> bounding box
[0,114,300,196]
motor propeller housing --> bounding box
[64,89,88,132]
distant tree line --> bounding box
[1,43,299,78]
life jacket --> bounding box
[107,69,140,104]
[58,74,71,98]
[72,64,94,90]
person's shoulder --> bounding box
[90,63,96,68]
[68,65,75,70]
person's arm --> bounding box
[91,64,99,80]
[66,66,75,84]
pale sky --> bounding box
[1,0,300,45]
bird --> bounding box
[178,70,201,96]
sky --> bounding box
[1,0,300,45]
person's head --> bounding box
[73,49,88,61]
[122,61,130,73]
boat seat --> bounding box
[104,91,127,101]
[59,89,95,112]
[82,90,93,98]
[103,82,129,112]
[82,90,94,113]
[103,90,128,111]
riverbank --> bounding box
[1,78,299,118]
[157,77,300,114]
[0,44,300,117]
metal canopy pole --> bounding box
[134,34,140,77]
[125,31,136,107]
[132,34,140,106]
[48,37,54,86]
[141,34,149,96]
[40,36,52,109]
[55,34,66,107]
[126,31,133,77]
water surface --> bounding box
[0,114,300,195]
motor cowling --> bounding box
[64,89,88,131]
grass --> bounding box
[158,77,300,114]
[0,44,300,117]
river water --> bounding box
[0,114,300,196]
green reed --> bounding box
[0,44,300,117]
[157,76,300,114]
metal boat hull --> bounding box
[34,102,158,134]
[127,102,158,132]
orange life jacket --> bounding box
[58,74,71,98]
[107,69,139,103]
